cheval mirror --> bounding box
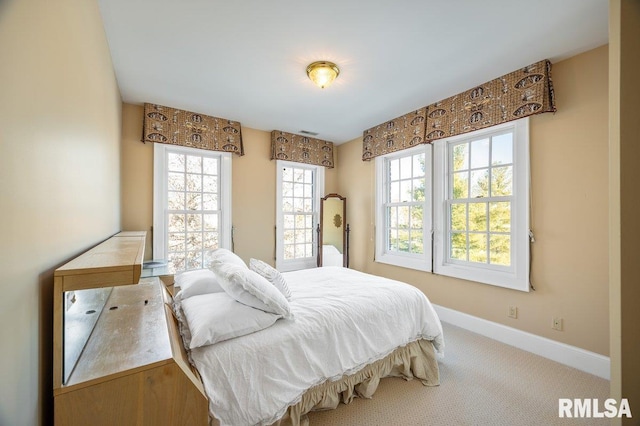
[317,193,350,267]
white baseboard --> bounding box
[432,304,610,380]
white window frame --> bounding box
[275,160,324,272]
[153,144,232,271]
[433,118,530,291]
[375,144,433,272]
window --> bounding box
[374,118,530,291]
[434,119,530,291]
[375,145,432,272]
[153,144,232,273]
[276,161,324,272]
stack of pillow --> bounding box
[174,249,292,349]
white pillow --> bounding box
[174,269,223,301]
[249,258,292,300]
[181,292,281,348]
[209,248,247,268]
[212,262,292,318]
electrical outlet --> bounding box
[552,317,563,331]
[508,306,518,319]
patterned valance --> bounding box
[362,60,556,160]
[142,103,244,155]
[361,108,427,161]
[271,131,334,168]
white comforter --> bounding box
[188,266,444,426]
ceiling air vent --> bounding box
[299,130,319,136]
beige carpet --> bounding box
[307,322,609,426]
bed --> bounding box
[173,251,444,426]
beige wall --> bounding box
[609,0,640,421]
[0,0,122,424]
[336,45,610,356]
[121,105,339,266]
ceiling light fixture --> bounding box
[306,61,340,89]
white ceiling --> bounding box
[98,0,608,144]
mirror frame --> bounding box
[317,193,348,267]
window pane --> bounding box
[203,233,218,250]
[283,214,294,229]
[389,229,398,251]
[469,233,488,263]
[282,167,293,182]
[168,233,185,252]
[450,232,467,260]
[303,198,312,213]
[413,153,425,178]
[491,166,512,196]
[412,178,425,201]
[492,133,513,165]
[470,169,489,198]
[202,194,218,210]
[388,206,398,228]
[186,174,201,192]
[284,245,294,260]
[283,197,293,212]
[186,155,202,173]
[281,182,293,198]
[410,205,423,229]
[203,175,217,193]
[304,169,313,183]
[453,172,469,199]
[187,214,202,231]
[400,180,411,202]
[294,214,305,228]
[294,169,304,182]
[168,214,185,233]
[168,172,184,191]
[400,156,411,179]
[489,202,511,232]
[168,191,185,210]
[398,229,410,252]
[450,204,466,231]
[203,213,218,231]
[295,244,305,258]
[470,138,490,169]
[168,253,185,273]
[490,234,511,266]
[411,231,423,254]
[398,206,409,228]
[468,202,487,232]
[203,157,218,175]
[389,158,400,181]
[186,193,201,211]
[452,143,469,171]
[186,251,202,269]
[168,153,185,172]
[284,230,294,244]
[304,183,313,198]
[294,183,304,197]
[294,198,304,212]
[390,181,400,203]
[186,232,203,251]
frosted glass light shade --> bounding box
[306,61,340,89]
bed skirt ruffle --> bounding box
[271,338,439,426]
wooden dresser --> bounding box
[53,232,208,426]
